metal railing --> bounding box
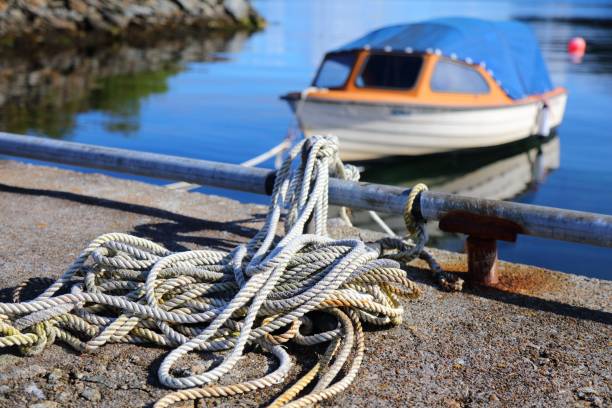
[1,132,611,249]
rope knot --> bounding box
[20,321,56,356]
[403,183,428,234]
[341,164,360,182]
[309,135,339,159]
[316,144,338,159]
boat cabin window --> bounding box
[430,59,489,94]
[356,54,423,90]
[313,53,357,89]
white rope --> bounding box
[368,210,397,236]
[0,135,459,407]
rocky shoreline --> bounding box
[0,30,248,136]
[0,0,264,50]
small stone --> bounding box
[56,391,71,403]
[80,386,101,402]
[576,387,598,395]
[0,354,21,367]
[191,363,208,375]
[72,370,85,380]
[68,0,88,14]
[489,394,500,401]
[0,385,10,395]
[23,0,47,9]
[446,400,461,408]
[224,0,249,21]
[81,374,106,384]
[17,365,48,380]
[174,0,201,14]
[452,358,466,369]
[128,355,141,364]
[24,382,46,400]
[173,367,192,377]
[46,369,64,384]
[30,401,59,408]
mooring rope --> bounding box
[0,135,462,407]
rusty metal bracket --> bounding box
[439,211,524,285]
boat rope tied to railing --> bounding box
[0,135,462,407]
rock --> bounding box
[56,391,71,403]
[125,4,154,18]
[80,374,114,388]
[0,0,264,50]
[224,0,250,21]
[46,15,78,31]
[8,8,26,23]
[575,386,599,401]
[23,0,47,10]
[576,386,598,395]
[71,370,85,380]
[80,386,101,402]
[0,353,21,367]
[68,0,88,15]
[46,368,64,384]
[0,385,10,395]
[445,400,462,408]
[24,382,46,400]
[30,401,59,408]
[174,0,205,15]
[18,365,47,380]
[453,358,466,368]
[127,355,141,364]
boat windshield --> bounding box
[313,53,357,89]
[356,54,423,90]
[430,59,489,94]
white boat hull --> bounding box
[295,93,567,161]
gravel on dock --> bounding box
[0,160,610,408]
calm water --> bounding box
[1,0,611,278]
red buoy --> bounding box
[567,37,586,56]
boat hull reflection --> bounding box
[349,135,560,238]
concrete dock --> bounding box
[0,160,610,408]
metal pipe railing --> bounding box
[1,132,611,248]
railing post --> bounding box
[466,236,499,285]
[439,211,521,285]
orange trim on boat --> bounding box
[305,52,566,108]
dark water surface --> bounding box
[1,0,611,278]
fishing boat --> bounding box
[282,18,567,161]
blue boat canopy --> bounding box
[333,17,554,100]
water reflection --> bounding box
[0,32,248,139]
[351,136,560,249]
[517,15,612,73]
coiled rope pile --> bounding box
[0,135,461,407]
